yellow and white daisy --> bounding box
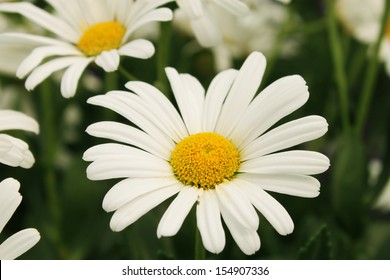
[83,51,330,255]
[174,0,249,47]
[336,0,390,74]
[0,109,39,168]
[0,178,40,260]
[0,0,173,98]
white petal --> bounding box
[202,69,238,132]
[176,0,204,19]
[241,116,328,160]
[215,52,266,137]
[190,11,222,47]
[237,173,321,198]
[0,33,70,47]
[219,203,260,255]
[25,57,81,91]
[236,179,294,235]
[17,45,81,79]
[45,0,85,33]
[87,93,175,151]
[0,228,40,260]
[196,189,226,254]
[165,68,205,134]
[0,178,21,233]
[103,177,179,212]
[232,75,309,149]
[216,182,259,230]
[95,50,120,72]
[110,184,181,232]
[124,8,173,41]
[0,110,39,134]
[0,2,79,42]
[60,57,93,98]
[213,0,249,16]
[125,81,189,141]
[119,39,155,59]
[86,121,170,160]
[157,187,198,238]
[0,135,35,169]
[240,150,330,175]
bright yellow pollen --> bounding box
[77,21,126,56]
[170,132,240,190]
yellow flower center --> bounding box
[170,132,240,190]
[77,21,126,56]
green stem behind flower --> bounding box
[355,1,390,136]
[194,229,206,260]
[326,0,351,134]
[156,21,172,99]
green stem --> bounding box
[355,1,390,135]
[118,66,139,81]
[326,0,351,134]
[155,21,172,97]
[194,229,206,260]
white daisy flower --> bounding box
[336,0,390,75]
[0,178,40,260]
[83,51,330,255]
[209,0,300,70]
[0,110,39,168]
[174,0,249,47]
[0,0,173,98]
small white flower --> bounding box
[210,0,300,70]
[174,0,249,47]
[83,51,329,255]
[336,0,390,75]
[0,178,40,260]
[0,110,39,168]
[0,0,173,98]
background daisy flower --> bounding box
[174,0,249,47]
[336,0,390,74]
[83,51,330,255]
[0,0,173,98]
[0,109,39,168]
[0,178,40,260]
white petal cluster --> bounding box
[0,178,40,260]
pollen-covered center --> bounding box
[77,21,126,56]
[170,132,240,190]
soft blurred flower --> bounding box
[0,0,173,98]
[174,0,249,47]
[336,0,390,74]
[83,51,329,255]
[0,109,39,168]
[210,0,300,70]
[0,178,40,260]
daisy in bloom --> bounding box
[0,0,173,98]
[174,0,249,47]
[83,51,330,255]
[0,178,40,260]
[0,109,39,168]
[209,0,300,70]
[336,0,390,74]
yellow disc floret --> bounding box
[170,132,240,190]
[77,21,126,56]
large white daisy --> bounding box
[0,0,173,98]
[83,51,330,255]
[0,178,40,260]
[336,0,390,74]
[0,109,39,168]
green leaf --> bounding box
[298,224,332,259]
